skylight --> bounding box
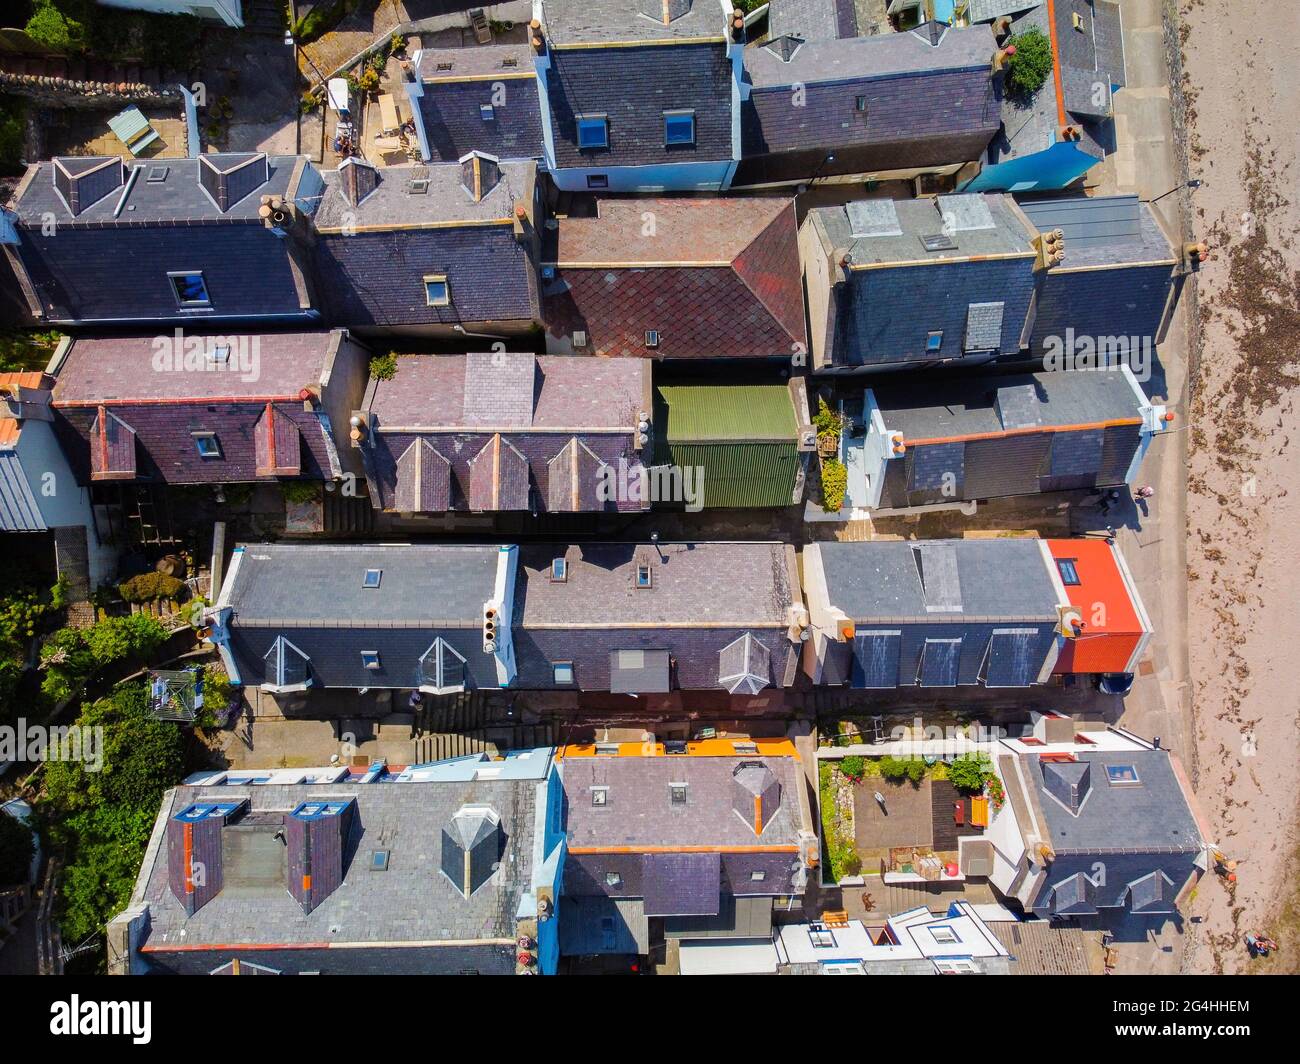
[1105,764,1142,786]
[363,568,382,588]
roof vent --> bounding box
[52,157,124,217]
[763,34,805,62]
[920,232,957,252]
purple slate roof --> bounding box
[366,353,647,430]
[642,852,722,917]
[50,332,339,403]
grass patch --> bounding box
[818,762,860,880]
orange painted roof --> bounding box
[0,372,50,391]
[0,418,19,447]
[1047,539,1145,673]
[557,737,798,760]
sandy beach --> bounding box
[1177,0,1300,974]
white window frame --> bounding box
[192,431,220,458]
[361,650,382,670]
[553,661,575,685]
[169,270,211,308]
[423,274,450,307]
[576,114,609,150]
[663,109,695,146]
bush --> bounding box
[369,352,398,380]
[841,851,862,877]
[40,614,166,703]
[1004,28,1054,102]
[879,755,925,784]
[0,810,35,887]
[281,480,320,505]
[24,3,83,52]
[118,572,184,604]
[840,755,866,781]
[820,458,847,513]
[812,396,842,436]
[949,754,993,793]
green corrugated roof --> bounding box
[656,384,798,443]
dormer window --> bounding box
[424,275,450,306]
[577,114,609,150]
[635,564,653,589]
[192,432,220,458]
[169,271,210,308]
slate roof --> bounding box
[518,541,794,628]
[558,895,650,954]
[10,154,298,226]
[561,754,803,849]
[1018,195,1175,270]
[415,57,545,162]
[136,778,539,950]
[311,162,539,328]
[766,0,858,40]
[540,7,734,170]
[313,160,531,229]
[362,354,648,514]
[541,0,726,44]
[220,543,502,626]
[542,197,806,358]
[873,367,1147,442]
[812,539,1059,622]
[50,332,337,404]
[366,353,646,430]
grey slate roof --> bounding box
[766,0,858,40]
[137,778,539,951]
[11,154,298,225]
[562,754,803,849]
[558,895,649,954]
[221,543,501,626]
[872,368,1147,442]
[313,160,531,229]
[518,542,793,627]
[1018,194,1175,269]
[813,539,1059,622]
[541,0,726,44]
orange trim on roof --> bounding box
[568,844,799,855]
[1045,0,1069,129]
[905,417,1142,448]
[0,419,19,447]
[557,738,799,760]
[0,371,49,391]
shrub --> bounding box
[281,481,320,505]
[821,458,848,513]
[840,755,866,781]
[812,396,842,436]
[40,614,166,703]
[24,3,83,53]
[369,352,398,380]
[118,572,184,604]
[1004,28,1054,102]
[949,754,994,793]
[841,851,862,877]
[879,755,925,784]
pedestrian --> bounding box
[1136,485,1155,499]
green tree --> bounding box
[0,810,35,887]
[949,754,993,793]
[1004,28,1054,102]
[24,2,84,53]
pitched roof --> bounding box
[136,776,542,951]
[366,353,646,431]
[871,367,1148,443]
[219,543,503,626]
[561,754,803,850]
[1018,194,1175,269]
[313,160,531,230]
[541,0,725,44]
[811,539,1060,622]
[0,450,45,530]
[50,332,338,404]
[12,154,299,226]
[518,541,794,628]
[766,0,858,40]
[543,197,806,358]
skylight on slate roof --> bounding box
[847,200,903,239]
[937,193,996,232]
